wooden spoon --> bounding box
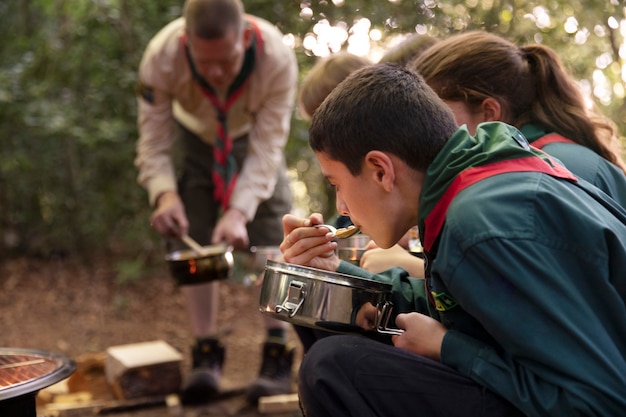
[180,234,210,256]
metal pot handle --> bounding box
[376,301,404,335]
[275,280,307,318]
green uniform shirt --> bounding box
[521,123,626,208]
[338,122,626,417]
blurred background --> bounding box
[1,0,625,277]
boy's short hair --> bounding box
[309,63,457,175]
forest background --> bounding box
[1,0,626,280]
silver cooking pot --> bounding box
[336,234,371,266]
[165,243,234,286]
[259,260,402,335]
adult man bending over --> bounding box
[135,0,297,405]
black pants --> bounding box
[292,326,335,354]
[169,123,292,251]
[298,335,525,417]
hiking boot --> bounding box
[246,341,295,404]
[180,337,225,404]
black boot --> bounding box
[246,340,295,404]
[180,337,225,404]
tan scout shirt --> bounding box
[135,15,297,221]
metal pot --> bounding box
[165,243,234,286]
[259,260,402,335]
[236,246,283,287]
[336,234,371,265]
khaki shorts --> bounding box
[168,122,292,251]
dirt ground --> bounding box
[0,255,303,417]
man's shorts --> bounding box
[170,122,292,251]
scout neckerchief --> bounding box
[531,133,576,149]
[181,20,263,212]
[422,154,578,252]
[421,154,578,311]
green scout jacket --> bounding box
[338,122,626,417]
[520,123,626,208]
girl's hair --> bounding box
[298,52,372,120]
[379,33,439,67]
[412,30,626,173]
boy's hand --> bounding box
[280,213,340,271]
[392,312,447,361]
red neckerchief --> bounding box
[422,155,578,252]
[531,133,576,149]
[181,19,264,211]
[421,154,578,309]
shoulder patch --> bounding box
[136,81,155,104]
[431,291,458,311]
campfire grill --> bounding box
[0,348,75,417]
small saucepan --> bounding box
[165,243,234,286]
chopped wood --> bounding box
[258,393,300,414]
[105,340,183,400]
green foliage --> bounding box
[1,0,624,263]
[0,0,181,259]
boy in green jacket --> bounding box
[281,63,626,417]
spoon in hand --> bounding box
[315,224,360,239]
